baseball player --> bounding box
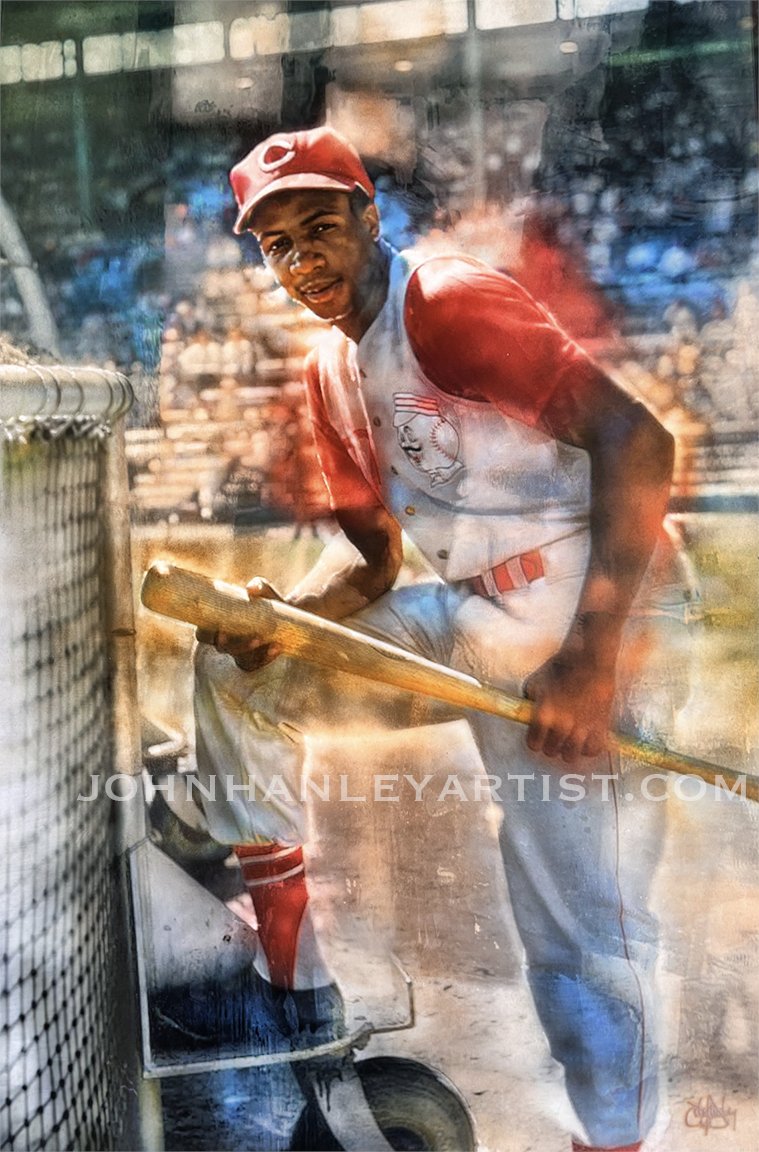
[189,127,698,1151]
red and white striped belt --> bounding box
[468,547,545,599]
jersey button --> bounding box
[437,549,449,560]
[372,416,381,427]
[405,505,416,516]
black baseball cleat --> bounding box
[261,979,346,1050]
[149,965,345,1060]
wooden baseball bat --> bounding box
[141,562,757,803]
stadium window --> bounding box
[475,0,555,30]
[572,0,648,16]
[229,14,289,59]
[332,0,467,46]
[173,22,225,66]
[82,35,123,75]
[0,46,22,85]
[121,30,173,71]
[20,41,63,82]
[63,39,77,78]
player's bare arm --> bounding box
[287,504,402,621]
[523,367,675,763]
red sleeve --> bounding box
[403,256,599,438]
[303,351,383,514]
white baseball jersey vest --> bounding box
[315,246,592,583]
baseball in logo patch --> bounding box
[393,393,464,487]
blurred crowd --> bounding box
[2,47,756,525]
[126,217,330,528]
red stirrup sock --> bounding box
[234,842,309,990]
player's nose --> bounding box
[290,243,325,274]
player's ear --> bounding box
[362,201,380,241]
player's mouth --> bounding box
[299,277,343,306]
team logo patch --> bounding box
[392,393,464,488]
[259,136,296,172]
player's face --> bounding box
[250,190,383,331]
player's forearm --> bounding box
[565,405,674,670]
[288,554,396,621]
[286,510,402,622]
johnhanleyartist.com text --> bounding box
[79,771,749,804]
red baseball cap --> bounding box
[230,126,374,235]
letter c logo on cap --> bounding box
[259,136,296,172]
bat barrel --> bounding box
[142,562,276,636]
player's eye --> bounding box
[265,237,289,257]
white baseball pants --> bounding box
[193,528,695,1147]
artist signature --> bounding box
[684,1094,737,1133]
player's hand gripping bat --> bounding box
[141,562,756,803]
